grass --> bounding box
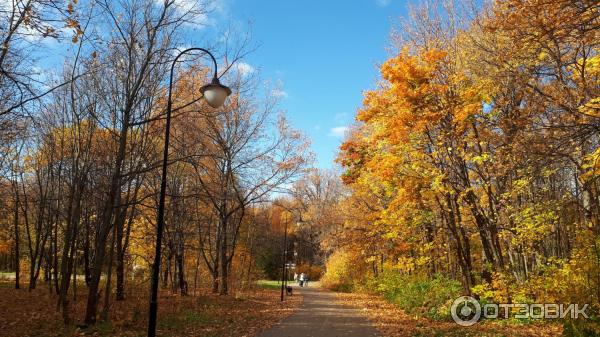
[0,272,15,280]
[256,279,282,290]
[0,272,89,282]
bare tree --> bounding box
[181,71,312,294]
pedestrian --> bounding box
[304,275,309,287]
[299,273,305,287]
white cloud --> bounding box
[376,0,391,7]
[272,89,288,98]
[233,62,255,77]
[157,0,227,27]
[172,44,194,57]
[329,126,349,138]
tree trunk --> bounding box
[58,177,84,324]
[84,109,129,325]
[162,252,171,288]
[84,215,91,286]
[102,226,117,321]
[176,252,186,295]
[53,217,59,295]
[13,188,20,290]
[212,222,221,294]
[211,266,219,294]
[117,181,140,300]
[115,210,126,300]
[219,218,228,295]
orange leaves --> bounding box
[338,137,369,185]
[0,240,9,254]
[357,48,449,138]
[338,46,468,259]
[65,18,80,30]
[65,18,83,43]
[341,44,481,193]
[490,0,597,41]
[277,158,302,170]
[380,48,447,85]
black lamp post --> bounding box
[147,47,231,337]
[280,212,289,302]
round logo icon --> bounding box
[451,296,481,326]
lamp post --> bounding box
[148,47,231,337]
[280,212,289,302]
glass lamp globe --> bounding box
[200,77,232,108]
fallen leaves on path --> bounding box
[336,292,562,337]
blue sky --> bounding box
[208,0,409,168]
[33,0,410,169]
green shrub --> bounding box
[322,251,461,320]
[563,316,600,337]
[368,271,461,320]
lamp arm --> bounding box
[167,47,220,111]
[171,47,219,83]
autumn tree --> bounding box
[334,0,600,314]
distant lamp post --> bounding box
[293,245,298,269]
[280,212,289,302]
[148,47,231,337]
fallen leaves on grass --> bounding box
[336,292,562,337]
[0,282,302,337]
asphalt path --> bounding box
[258,285,380,337]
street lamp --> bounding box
[280,212,289,302]
[148,47,231,337]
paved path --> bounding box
[258,285,380,337]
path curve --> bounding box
[258,285,380,337]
